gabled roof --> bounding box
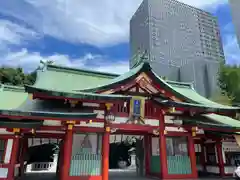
[33,64,118,91]
[25,85,132,101]
[0,84,28,109]
[0,84,98,120]
[182,113,240,130]
[76,62,238,112]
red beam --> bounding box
[110,123,154,133]
[33,93,128,103]
[0,114,104,122]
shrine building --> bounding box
[1,58,240,180]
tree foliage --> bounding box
[218,63,240,104]
[0,66,36,86]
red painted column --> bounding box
[159,111,168,179]
[102,127,110,180]
[216,140,224,177]
[188,133,198,178]
[61,123,74,180]
[144,134,151,176]
[7,134,20,180]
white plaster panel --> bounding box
[113,117,128,124]
[4,139,13,164]
[145,119,159,126]
[0,168,8,178]
[75,122,104,128]
[206,166,219,174]
[28,138,59,147]
[165,126,186,132]
[14,166,19,177]
[0,128,13,134]
[222,141,240,152]
[224,166,235,175]
[93,110,104,119]
[43,120,61,126]
[82,102,100,107]
[113,117,159,126]
[72,133,99,155]
[151,137,159,155]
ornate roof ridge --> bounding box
[46,64,119,78]
[165,80,194,89]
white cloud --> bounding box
[223,34,240,64]
[0,0,226,47]
[0,48,129,74]
[0,20,37,45]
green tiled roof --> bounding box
[202,114,240,128]
[155,99,239,112]
[0,84,28,109]
[25,85,132,101]
[31,62,239,111]
[79,62,147,92]
[33,64,119,91]
[182,113,240,129]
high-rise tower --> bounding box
[130,0,225,97]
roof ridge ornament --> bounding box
[38,60,55,72]
[132,49,149,68]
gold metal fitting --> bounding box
[28,94,33,100]
[168,107,175,113]
[88,120,92,124]
[66,120,76,125]
[13,128,20,133]
[105,127,111,132]
[69,100,78,107]
[164,130,168,135]
[105,103,113,111]
[67,124,73,130]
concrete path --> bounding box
[16,172,235,180]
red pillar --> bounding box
[216,139,224,177]
[188,134,198,178]
[102,127,110,180]
[7,134,20,180]
[61,124,74,180]
[159,111,168,179]
[144,134,151,176]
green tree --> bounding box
[0,66,36,86]
[218,63,240,103]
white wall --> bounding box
[72,133,101,155]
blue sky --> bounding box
[0,0,239,74]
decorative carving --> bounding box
[69,100,78,108]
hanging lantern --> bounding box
[105,111,115,123]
